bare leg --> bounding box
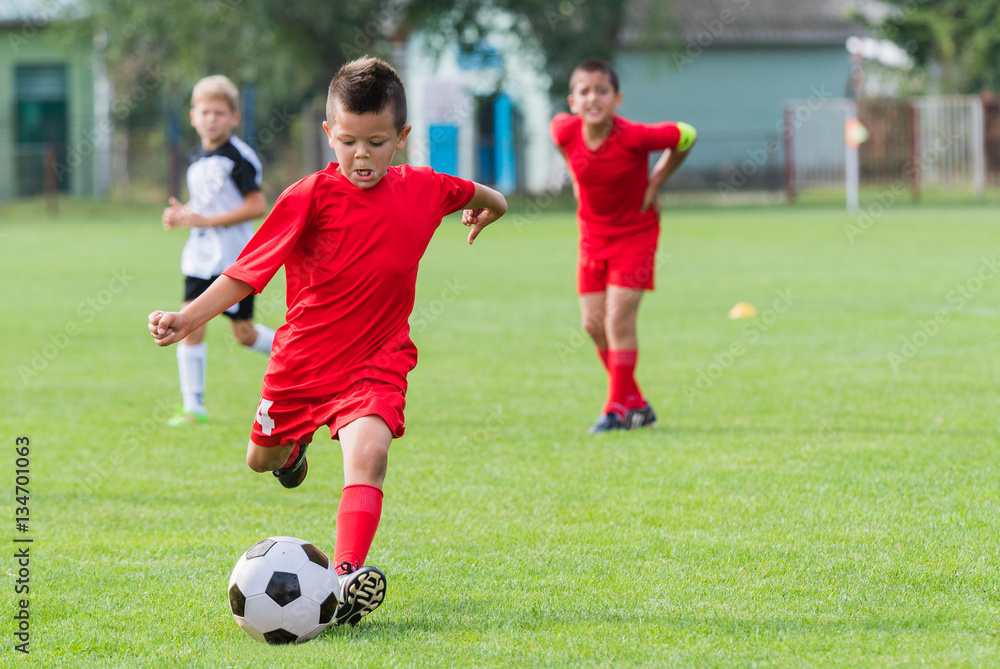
[230,319,258,347]
[245,441,296,473]
[338,415,392,488]
[604,286,643,350]
[579,291,608,349]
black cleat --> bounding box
[333,563,386,626]
[624,403,657,430]
[588,412,624,434]
[273,444,308,489]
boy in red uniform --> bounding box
[149,57,507,625]
[550,59,696,433]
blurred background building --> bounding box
[1,0,996,203]
[0,0,109,199]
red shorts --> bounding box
[250,379,406,448]
[577,228,660,294]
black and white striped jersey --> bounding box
[180,135,263,280]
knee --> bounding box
[246,446,280,473]
[605,311,634,342]
[234,323,257,347]
[365,443,389,476]
[606,320,627,343]
[582,317,602,340]
[246,453,272,473]
[350,442,389,479]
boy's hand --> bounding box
[162,197,207,230]
[462,208,501,245]
[641,185,662,214]
[148,310,188,347]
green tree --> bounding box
[79,0,401,121]
[81,0,649,112]
[404,0,637,96]
[69,0,658,193]
[875,0,1000,92]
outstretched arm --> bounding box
[642,122,697,212]
[461,183,508,245]
[148,275,254,346]
[163,191,268,230]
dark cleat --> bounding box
[588,412,624,434]
[273,444,308,489]
[332,563,386,626]
[624,403,657,430]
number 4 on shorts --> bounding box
[255,399,275,436]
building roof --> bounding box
[0,0,81,26]
[621,0,889,48]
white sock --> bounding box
[249,324,275,355]
[177,342,207,415]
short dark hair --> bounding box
[326,56,407,132]
[570,59,619,93]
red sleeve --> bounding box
[223,175,316,294]
[628,121,682,153]
[431,169,477,216]
[549,113,575,147]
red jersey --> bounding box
[224,163,475,399]
[550,113,682,243]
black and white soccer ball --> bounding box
[228,536,340,644]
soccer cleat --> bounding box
[165,409,207,427]
[332,563,386,626]
[273,444,308,489]
[624,403,657,430]
[588,412,624,434]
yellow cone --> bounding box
[728,302,757,319]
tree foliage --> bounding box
[78,0,403,122]
[80,0,642,116]
[875,0,1000,92]
[404,0,634,96]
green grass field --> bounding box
[2,195,999,667]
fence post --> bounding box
[783,106,796,203]
[44,144,59,215]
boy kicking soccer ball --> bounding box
[550,59,696,433]
[149,57,507,625]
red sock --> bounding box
[596,348,610,371]
[334,484,383,574]
[281,444,300,469]
[604,349,645,416]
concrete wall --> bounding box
[613,45,853,190]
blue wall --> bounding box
[429,124,459,176]
[614,46,853,189]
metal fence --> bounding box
[669,130,785,193]
[6,96,1000,201]
[911,96,985,194]
[0,120,304,202]
[785,95,991,201]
